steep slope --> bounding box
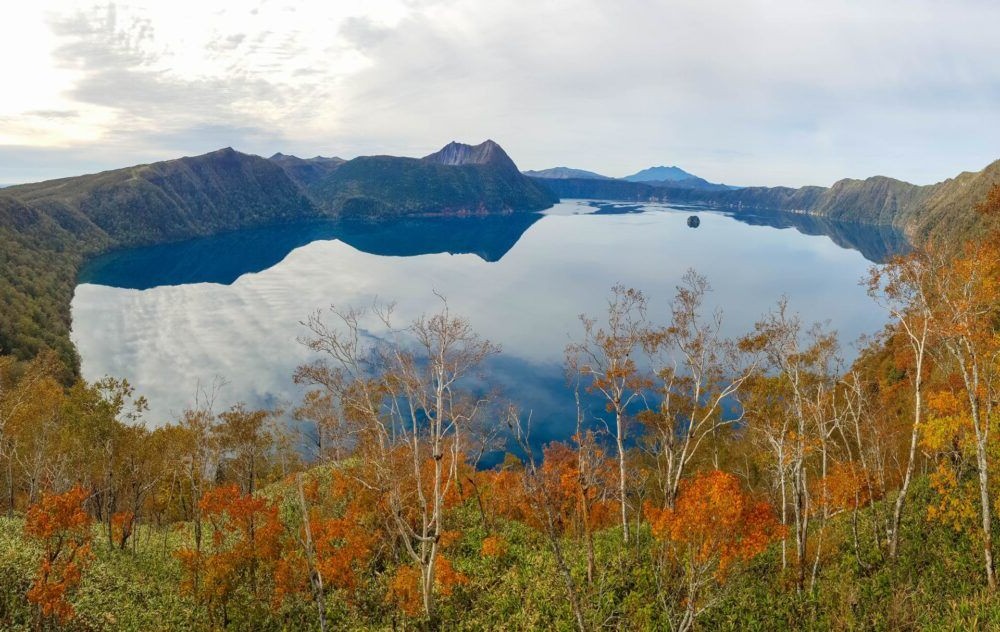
[908,159,1000,241]
[305,140,557,216]
[7,148,318,247]
[521,167,613,180]
[0,195,93,372]
[422,139,517,169]
[1,149,322,372]
[268,153,345,189]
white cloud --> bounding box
[1,0,999,186]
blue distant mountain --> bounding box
[526,164,737,191]
[623,165,695,183]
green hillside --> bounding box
[301,141,557,216]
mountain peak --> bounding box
[422,140,518,170]
[623,165,696,183]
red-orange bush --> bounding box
[24,485,93,625]
[646,470,784,579]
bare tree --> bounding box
[296,298,498,619]
[866,247,940,559]
[642,270,759,508]
[567,285,651,543]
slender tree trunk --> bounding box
[616,408,630,544]
[975,438,997,591]
[297,475,327,632]
[889,342,924,559]
[580,485,595,584]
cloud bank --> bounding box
[1,0,999,186]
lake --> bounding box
[71,201,907,461]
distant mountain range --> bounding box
[535,159,1000,242]
[525,163,738,192]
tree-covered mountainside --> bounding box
[6,148,318,248]
[0,196,90,376]
[0,141,555,372]
[267,153,346,190]
[537,157,1000,242]
[299,140,557,216]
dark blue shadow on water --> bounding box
[79,214,544,290]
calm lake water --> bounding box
[72,201,907,460]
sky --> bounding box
[1,0,999,187]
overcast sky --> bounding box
[2,0,999,187]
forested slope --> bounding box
[0,142,554,372]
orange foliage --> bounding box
[481,534,507,558]
[646,470,784,579]
[24,485,93,625]
[814,462,876,512]
[388,565,423,616]
[110,511,135,549]
[481,442,616,538]
[176,485,284,620]
[387,556,468,617]
[927,462,978,533]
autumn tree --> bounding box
[567,284,651,543]
[505,410,590,632]
[296,299,497,620]
[926,241,1000,590]
[24,485,93,627]
[834,366,892,567]
[214,403,278,495]
[176,484,284,627]
[641,269,758,508]
[59,377,147,547]
[744,300,839,590]
[276,469,380,630]
[645,470,784,631]
[0,352,64,514]
[293,389,351,463]
[867,246,943,558]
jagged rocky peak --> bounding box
[422,139,518,170]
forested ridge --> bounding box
[2,187,1000,630]
[535,156,1000,243]
[0,142,552,373]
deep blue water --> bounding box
[72,201,906,464]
